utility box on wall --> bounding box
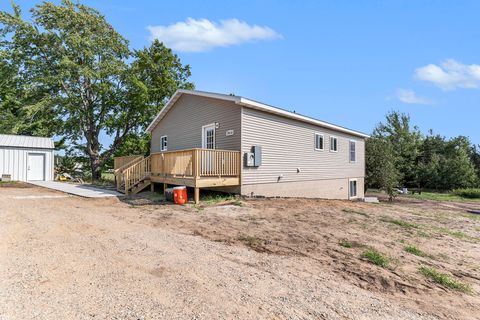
[245,152,255,167]
[244,145,262,167]
[252,145,262,166]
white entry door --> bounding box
[202,124,216,149]
[27,153,45,181]
[202,124,216,174]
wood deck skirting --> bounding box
[114,148,241,202]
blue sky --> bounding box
[3,0,480,144]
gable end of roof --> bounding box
[145,89,370,138]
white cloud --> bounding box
[415,59,480,90]
[147,18,282,52]
[396,88,432,105]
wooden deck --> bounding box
[114,149,241,203]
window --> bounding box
[314,133,324,150]
[349,140,356,162]
[160,135,168,151]
[349,180,357,198]
[330,136,338,152]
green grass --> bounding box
[0,180,17,185]
[202,193,240,205]
[149,193,165,202]
[238,235,262,248]
[452,188,480,199]
[361,248,389,267]
[435,227,468,239]
[380,217,419,229]
[419,266,472,293]
[342,208,369,217]
[339,239,353,248]
[406,192,480,202]
[404,245,432,258]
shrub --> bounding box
[452,188,480,199]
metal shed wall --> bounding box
[0,147,54,182]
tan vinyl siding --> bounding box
[241,108,365,193]
[150,95,241,152]
[242,178,364,199]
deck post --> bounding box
[194,187,200,204]
[163,183,167,192]
[125,171,129,197]
[150,181,154,192]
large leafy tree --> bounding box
[372,111,423,188]
[365,137,400,200]
[0,1,193,179]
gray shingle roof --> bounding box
[0,134,55,149]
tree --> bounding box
[365,137,400,200]
[372,111,423,188]
[0,1,193,179]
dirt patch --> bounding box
[0,187,478,319]
[135,197,480,319]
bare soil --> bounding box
[1,186,479,319]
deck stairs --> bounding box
[115,155,151,195]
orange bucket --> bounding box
[173,186,187,205]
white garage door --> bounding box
[27,153,45,181]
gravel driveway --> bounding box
[0,186,440,319]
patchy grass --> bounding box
[0,180,16,184]
[452,188,480,199]
[149,193,166,202]
[404,245,432,258]
[361,248,389,268]
[381,217,419,229]
[238,235,262,248]
[434,227,468,239]
[406,192,480,202]
[202,193,239,205]
[419,266,472,293]
[417,230,432,238]
[342,208,369,217]
[339,239,353,248]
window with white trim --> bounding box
[349,180,357,198]
[314,133,324,150]
[349,140,356,162]
[160,135,168,151]
[330,136,338,152]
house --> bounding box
[0,134,55,182]
[114,90,369,202]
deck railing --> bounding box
[123,156,151,193]
[151,148,241,178]
[115,149,241,195]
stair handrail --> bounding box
[123,155,151,195]
[114,155,144,174]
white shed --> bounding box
[0,134,55,182]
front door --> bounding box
[202,124,216,174]
[27,153,45,181]
[202,124,216,149]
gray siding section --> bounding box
[241,108,365,191]
[151,95,241,152]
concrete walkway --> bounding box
[28,181,123,198]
